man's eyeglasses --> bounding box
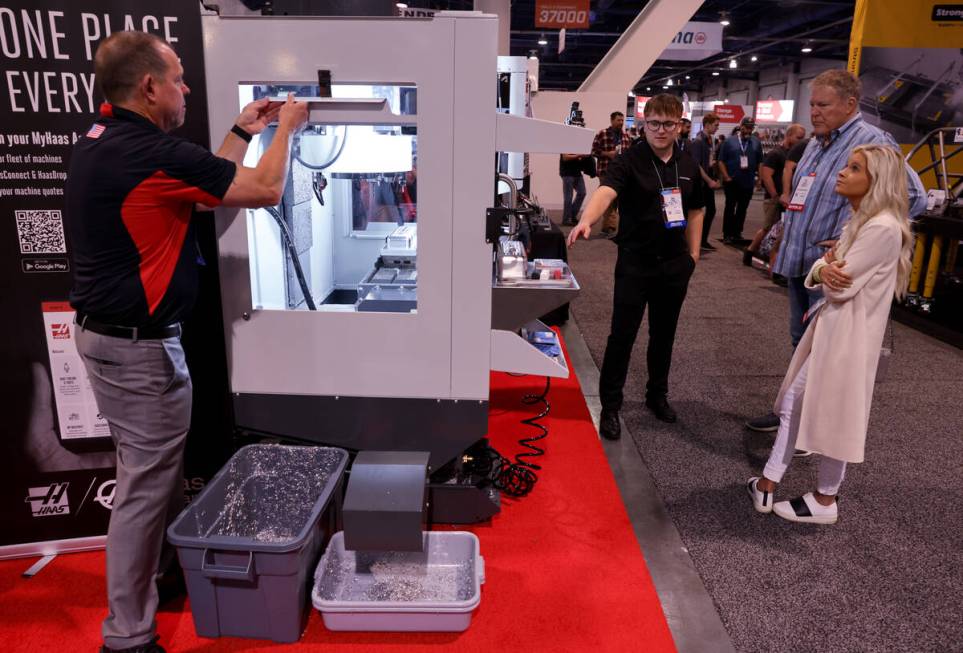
[645,120,680,132]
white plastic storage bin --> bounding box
[312,531,484,632]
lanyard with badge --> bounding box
[787,123,849,211]
[738,135,750,170]
[652,159,686,229]
[788,145,831,211]
[788,142,829,211]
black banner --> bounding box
[0,1,233,552]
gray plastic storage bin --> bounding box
[312,531,484,632]
[167,444,348,643]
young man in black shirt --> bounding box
[689,112,721,250]
[568,94,705,437]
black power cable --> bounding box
[483,376,552,498]
[264,205,317,310]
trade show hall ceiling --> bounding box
[508,0,857,92]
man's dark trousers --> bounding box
[722,181,753,239]
[700,184,716,244]
[599,251,695,411]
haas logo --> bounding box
[94,480,116,510]
[25,483,70,517]
[51,323,70,339]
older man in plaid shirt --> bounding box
[592,111,633,237]
[746,69,926,433]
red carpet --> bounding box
[0,334,676,653]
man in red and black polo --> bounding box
[66,31,307,653]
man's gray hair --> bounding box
[94,31,171,104]
[810,69,861,101]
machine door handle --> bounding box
[302,98,413,126]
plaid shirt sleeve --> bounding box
[593,129,631,177]
[592,130,607,158]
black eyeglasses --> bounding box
[645,120,680,132]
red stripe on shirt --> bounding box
[120,171,221,316]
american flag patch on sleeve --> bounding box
[86,124,106,139]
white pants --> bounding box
[764,357,848,495]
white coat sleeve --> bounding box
[805,259,828,290]
[821,220,898,303]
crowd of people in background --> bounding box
[559,68,927,526]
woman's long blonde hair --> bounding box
[834,144,913,299]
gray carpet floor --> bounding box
[563,194,963,653]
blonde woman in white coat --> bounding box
[747,144,913,524]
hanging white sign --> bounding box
[659,22,724,61]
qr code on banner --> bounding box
[16,210,66,254]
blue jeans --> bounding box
[788,275,822,346]
[561,175,586,224]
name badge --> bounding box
[661,187,686,229]
[739,155,749,170]
[788,173,816,211]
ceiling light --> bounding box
[685,75,691,80]
[667,79,674,86]
[628,90,636,97]
[712,71,720,76]
[537,37,548,45]
[751,55,758,62]
[396,2,407,7]
[662,85,668,89]
[719,11,730,26]
[528,55,538,60]
[646,86,651,91]
[729,59,737,69]
[801,46,813,53]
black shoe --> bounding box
[745,413,780,432]
[599,409,621,440]
[743,249,754,267]
[700,241,716,251]
[101,637,165,653]
[645,396,677,423]
[771,273,788,287]
[722,236,735,245]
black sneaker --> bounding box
[599,409,621,440]
[700,242,716,251]
[101,637,165,653]
[645,396,677,423]
[745,413,780,432]
[743,249,754,266]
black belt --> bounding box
[75,313,181,340]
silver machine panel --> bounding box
[203,12,592,520]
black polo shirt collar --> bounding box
[99,102,162,132]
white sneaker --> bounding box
[746,477,774,514]
[773,492,838,524]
